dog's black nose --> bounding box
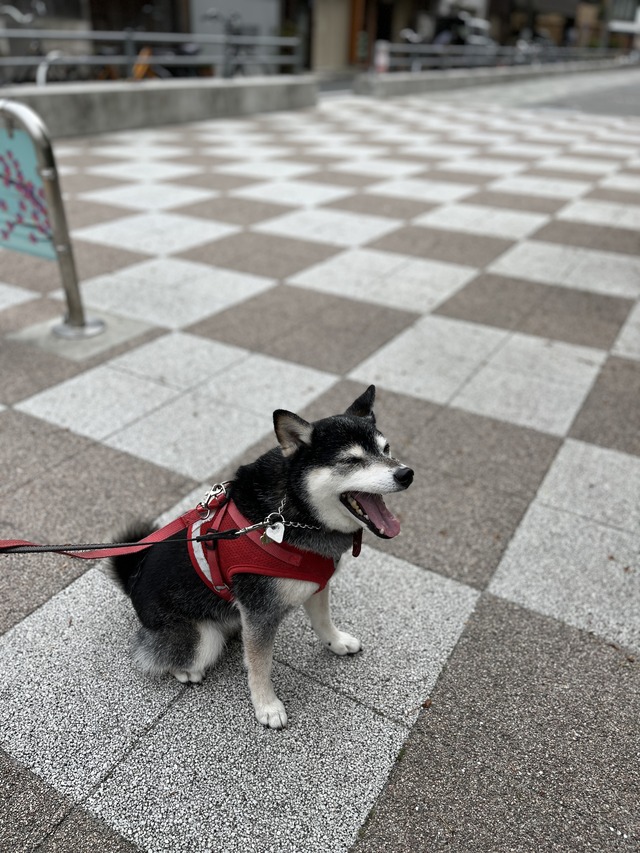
[394,466,414,488]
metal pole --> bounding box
[0,99,105,339]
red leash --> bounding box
[0,487,237,560]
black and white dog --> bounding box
[110,386,413,728]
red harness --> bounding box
[187,496,336,602]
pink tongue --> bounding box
[352,492,401,538]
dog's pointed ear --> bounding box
[344,385,376,423]
[273,410,313,457]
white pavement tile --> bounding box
[488,142,563,158]
[489,502,640,653]
[0,569,182,798]
[366,177,477,204]
[78,183,218,211]
[215,160,317,180]
[303,144,387,160]
[536,439,640,534]
[488,241,640,299]
[72,212,238,255]
[85,656,407,853]
[0,545,476,852]
[349,315,508,404]
[570,142,639,159]
[202,143,294,160]
[557,199,640,231]
[110,332,249,390]
[15,365,178,441]
[598,173,640,194]
[231,179,353,207]
[332,158,427,177]
[413,203,548,239]
[397,143,479,159]
[537,155,622,174]
[88,161,202,183]
[91,144,193,160]
[435,158,527,176]
[613,302,640,362]
[0,281,38,311]
[253,208,400,248]
[105,355,335,479]
[452,334,605,436]
[277,546,479,722]
[488,175,592,199]
[288,248,474,313]
[79,260,273,329]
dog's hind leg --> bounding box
[304,582,362,655]
[132,620,225,684]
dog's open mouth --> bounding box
[340,492,401,539]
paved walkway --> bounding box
[1,68,639,852]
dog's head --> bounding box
[273,385,414,538]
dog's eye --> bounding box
[343,455,366,465]
[383,443,390,455]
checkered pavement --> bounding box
[1,72,640,852]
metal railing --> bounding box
[0,27,302,85]
[376,41,630,74]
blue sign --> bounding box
[0,126,56,260]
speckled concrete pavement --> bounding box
[1,67,639,852]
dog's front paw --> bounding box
[326,631,362,656]
[255,699,288,730]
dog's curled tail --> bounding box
[107,521,156,596]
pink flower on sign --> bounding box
[0,128,55,259]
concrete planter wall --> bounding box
[354,58,636,98]
[0,75,317,138]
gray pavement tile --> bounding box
[462,188,568,215]
[0,409,93,495]
[570,356,640,457]
[322,192,436,220]
[168,194,296,225]
[406,406,561,500]
[0,441,194,544]
[434,273,550,330]
[586,186,640,206]
[57,173,125,196]
[354,597,639,853]
[416,167,493,185]
[519,286,634,350]
[164,170,263,192]
[179,231,339,279]
[63,198,133,229]
[531,219,640,256]
[367,225,514,267]
[0,339,82,405]
[0,748,71,852]
[490,502,640,652]
[0,296,63,335]
[373,466,530,589]
[38,807,140,853]
[187,284,418,375]
[72,241,153,281]
[0,250,63,294]
[301,168,382,187]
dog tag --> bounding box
[264,522,285,544]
